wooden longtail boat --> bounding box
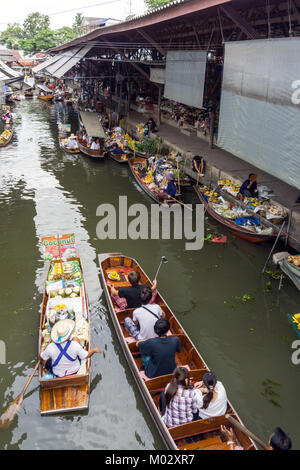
[98,253,256,451]
[194,186,280,243]
[24,89,34,98]
[129,157,180,205]
[0,129,13,147]
[38,94,54,102]
[108,149,132,164]
[39,257,91,415]
[77,132,105,159]
[59,136,80,155]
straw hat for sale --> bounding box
[51,320,75,344]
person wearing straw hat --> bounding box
[40,320,101,378]
[157,173,177,203]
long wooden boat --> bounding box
[77,132,105,159]
[24,89,34,97]
[108,149,132,164]
[39,256,91,415]
[38,94,54,102]
[0,129,13,147]
[59,136,80,155]
[99,253,257,451]
[195,186,280,243]
[129,157,180,205]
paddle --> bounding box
[165,195,193,211]
[0,360,40,429]
[225,414,270,450]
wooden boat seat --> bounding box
[178,436,224,450]
[169,414,234,441]
[146,369,207,393]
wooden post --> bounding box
[157,85,162,126]
[209,110,215,149]
[117,80,122,121]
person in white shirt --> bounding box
[193,371,227,419]
[90,138,100,151]
[124,286,164,340]
[40,319,101,378]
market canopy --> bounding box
[37,84,53,93]
[32,55,62,74]
[80,111,106,138]
[0,59,23,86]
[49,45,93,79]
[24,75,35,89]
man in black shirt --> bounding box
[109,270,157,309]
[138,318,181,378]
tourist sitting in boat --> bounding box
[157,173,177,203]
[109,270,157,309]
[221,425,292,451]
[90,138,100,151]
[160,367,199,427]
[124,286,164,340]
[193,371,228,419]
[137,318,181,379]
[39,319,101,378]
[239,173,259,199]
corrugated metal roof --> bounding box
[32,55,61,73]
[52,45,92,78]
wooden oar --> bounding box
[225,414,270,450]
[165,195,193,211]
[0,360,40,428]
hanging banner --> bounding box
[218,38,300,190]
[164,50,207,108]
[150,67,165,85]
[41,234,77,261]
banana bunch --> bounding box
[292,313,300,329]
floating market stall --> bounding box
[0,128,13,147]
[77,111,106,159]
[195,180,285,243]
[39,234,91,415]
[37,84,54,102]
[105,127,132,163]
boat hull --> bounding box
[0,130,13,147]
[39,257,91,415]
[194,186,278,243]
[98,253,256,451]
[59,137,80,155]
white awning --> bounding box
[24,76,35,89]
[0,59,23,81]
[45,47,82,76]
[37,84,53,93]
[52,45,92,79]
[80,111,106,138]
[32,55,62,74]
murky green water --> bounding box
[0,99,299,450]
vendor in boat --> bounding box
[39,319,101,378]
[110,143,124,156]
[137,318,181,379]
[239,173,259,199]
[221,425,292,451]
[124,286,164,340]
[160,367,199,427]
[109,270,157,309]
[157,173,177,203]
[66,134,78,150]
[193,371,227,419]
[145,117,158,133]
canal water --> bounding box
[0,98,299,450]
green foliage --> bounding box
[0,23,23,49]
[145,0,171,10]
[23,12,50,39]
[73,13,84,35]
[0,12,79,54]
[136,136,163,155]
